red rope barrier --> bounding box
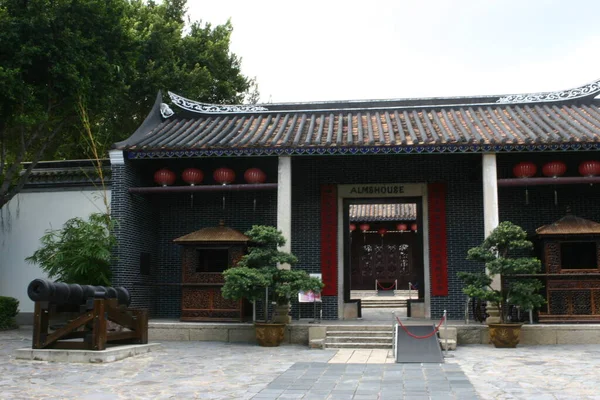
[376,281,395,291]
[395,314,446,339]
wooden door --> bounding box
[350,232,420,290]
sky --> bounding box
[187,0,600,104]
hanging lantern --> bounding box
[542,161,567,178]
[513,162,537,178]
[396,223,408,232]
[244,168,266,211]
[359,223,370,232]
[213,168,235,185]
[579,161,600,177]
[181,168,204,207]
[411,223,418,232]
[513,162,537,205]
[542,161,566,206]
[244,168,267,184]
[182,168,204,186]
[213,168,235,210]
[154,168,176,187]
[349,223,356,232]
[377,228,388,237]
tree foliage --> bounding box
[0,0,254,209]
[222,226,324,322]
[26,213,116,286]
[458,221,545,323]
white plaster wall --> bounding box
[0,189,110,313]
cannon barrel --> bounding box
[27,279,131,306]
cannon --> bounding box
[28,279,146,350]
[27,279,131,307]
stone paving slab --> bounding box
[4,327,600,399]
[253,361,475,399]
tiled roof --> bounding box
[115,79,600,157]
[173,221,249,243]
[23,160,111,188]
[536,214,600,236]
[349,204,416,222]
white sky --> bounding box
[187,0,600,103]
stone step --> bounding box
[327,336,392,344]
[326,330,393,337]
[325,342,393,349]
[328,325,394,331]
[439,338,457,351]
[437,327,457,341]
[361,303,407,308]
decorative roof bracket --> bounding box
[168,91,269,114]
[497,79,600,104]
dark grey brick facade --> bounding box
[111,151,600,321]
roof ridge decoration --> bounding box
[160,103,174,118]
[497,78,600,104]
[168,91,269,114]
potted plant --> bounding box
[458,221,545,348]
[222,225,324,347]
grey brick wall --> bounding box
[290,154,485,320]
[111,151,600,321]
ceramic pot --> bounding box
[488,323,523,348]
[254,322,286,347]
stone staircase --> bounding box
[325,325,394,349]
[322,325,457,351]
[360,298,408,308]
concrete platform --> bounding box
[149,319,600,347]
[14,343,161,363]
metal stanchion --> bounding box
[443,310,448,358]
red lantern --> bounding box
[213,168,235,185]
[377,228,388,237]
[542,161,567,177]
[579,161,600,177]
[396,223,408,231]
[154,168,176,187]
[349,223,356,232]
[244,168,266,184]
[359,223,370,232]
[182,168,204,186]
[411,223,418,231]
[513,162,537,178]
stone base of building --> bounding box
[149,320,600,346]
[14,343,160,363]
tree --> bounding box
[222,226,324,322]
[26,213,116,286]
[458,221,545,323]
[0,0,254,209]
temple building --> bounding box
[109,78,600,322]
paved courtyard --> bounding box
[2,327,600,399]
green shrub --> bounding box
[0,296,19,330]
[26,213,115,285]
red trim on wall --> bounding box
[320,184,338,296]
[428,183,449,296]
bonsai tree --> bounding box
[458,221,545,324]
[222,225,324,323]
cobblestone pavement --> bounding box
[450,344,600,400]
[2,327,600,399]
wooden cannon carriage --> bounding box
[28,279,148,350]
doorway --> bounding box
[343,198,424,320]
